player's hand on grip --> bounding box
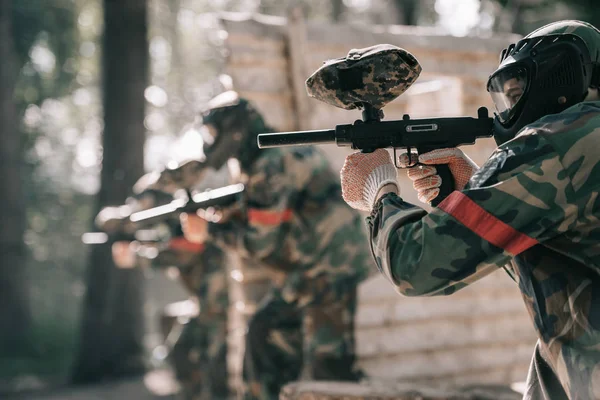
[398,148,478,205]
[179,212,209,244]
[112,241,137,269]
[340,148,399,212]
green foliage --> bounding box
[1,1,99,390]
[0,317,77,391]
[13,0,79,105]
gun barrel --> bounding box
[81,229,165,244]
[129,199,186,223]
[129,183,245,223]
[82,232,110,244]
[257,129,335,148]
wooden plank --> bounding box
[355,290,528,328]
[358,275,520,306]
[358,270,518,303]
[227,55,287,69]
[358,341,534,380]
[227,65,290,93]
[305,22,519,54]
[281,380,522,400]
[219,12,285,40]
[226,33,285,53]
[234,90,296,131]
[355,312,535,357]
[428,363,531,386]
[220,12,520,55]
[285,7,312,131]
[307,102,362,131]
[404,363,531,386]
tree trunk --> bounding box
[71,0,148,384]
[331,0,344,22]
[0,0,31,357]
[393,0,419,25]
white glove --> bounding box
[398,148,478,205]
[179,212,209,244]
[340,149,399,211]
[112,241,137,269]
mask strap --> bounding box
[590,63,600,88]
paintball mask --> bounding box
[488,20,600,144]
[199,91,268,169]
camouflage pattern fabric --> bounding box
[153,240,229,316]
[126,176,230,400]
[243,284,360,400]
[367,101,600,399]
[134,160,208,195]
[208,146,375,400]
[95,174,179,234]
[305,44,421,110]
[153,240,230,400]
[93,170,231,399]
[164,314,228,400]
[132,155,241,399]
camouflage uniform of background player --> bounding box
[107,171,231,400]
[180,92,374,400]
[152,232,229,400]
[340,21,600,399]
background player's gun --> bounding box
[81,229,169,245]
[128,183,245,225]
[256,44,494,206]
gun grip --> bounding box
[430,164,454,207]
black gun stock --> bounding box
[129,183,245,224]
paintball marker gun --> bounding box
[81,229,169,245]
[256,44,494,206]
[83,183,244,243]
[129,183,245,224]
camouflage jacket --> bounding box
[368,101,600,399]
[209,146,373,305]
[153,239,229,315]
[129,176,230,313]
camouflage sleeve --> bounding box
[210,149,307,262]
[131,161,207,195]
[369,130,574,297]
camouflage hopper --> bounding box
[305,44,421,110]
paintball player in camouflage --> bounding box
[100,172,230,400]
[151,230,230,400]
[179,91,373,399]
[137,171,231,400]
[340,20,600,399]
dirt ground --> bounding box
[4,370,178,400]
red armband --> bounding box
[438,191,538,256]
[168,237,205,253]
[248,208,293,226]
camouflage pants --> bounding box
[169,314,229,400]
[242,282,361,400]
[156,245,230,400]
[523,342,569,400]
